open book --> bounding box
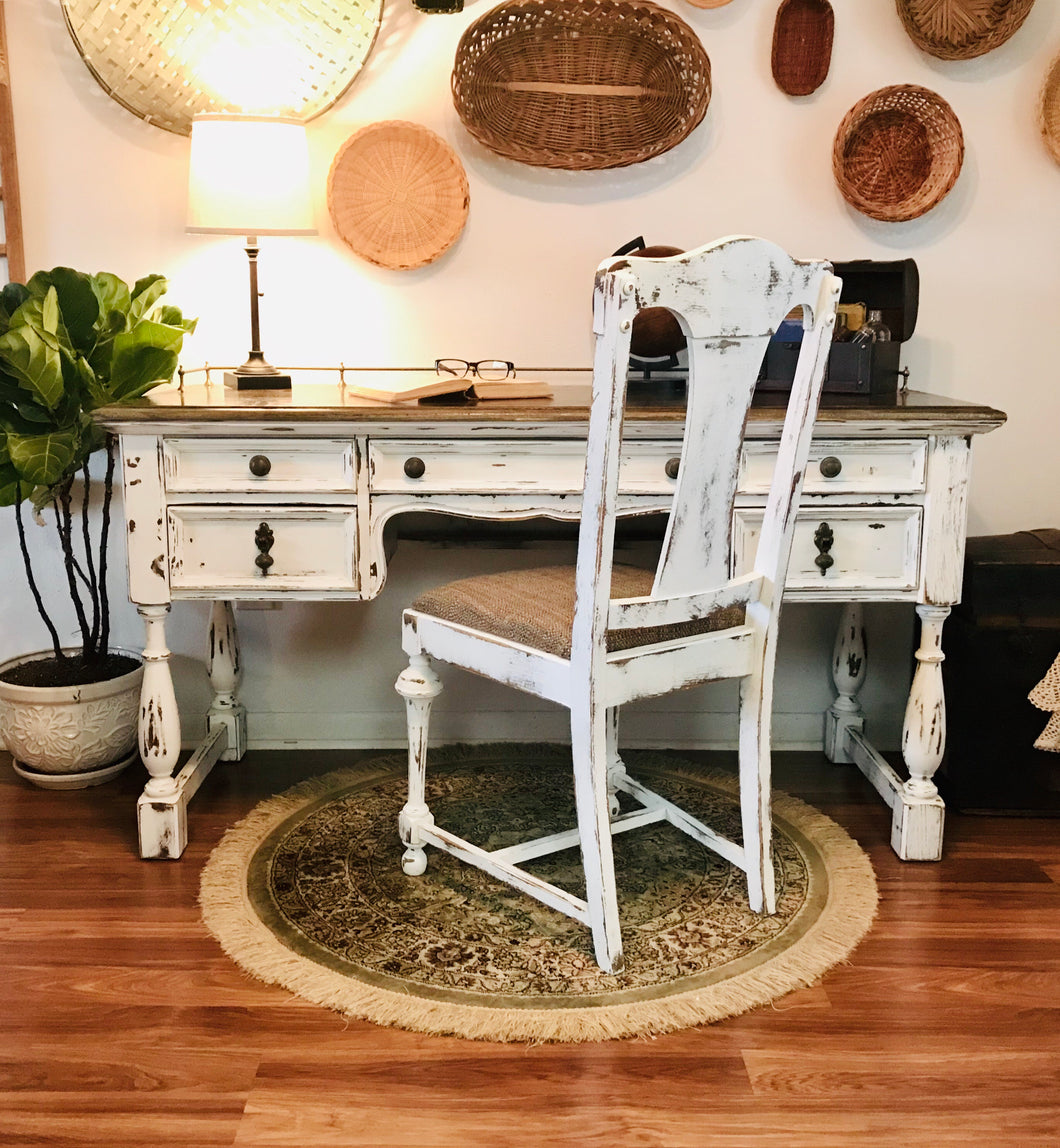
[343,372,553,404]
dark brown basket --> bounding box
[832,84,964,222]
[772,0,834,97]
[896,0,1036,62]
[451,0,711,170]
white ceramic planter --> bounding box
[0,648,143,788]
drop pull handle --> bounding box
[248,454,272,477]
[254,521,275,574]
[404,457,426,479]
[813,521,834,575]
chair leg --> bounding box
[571,702,625,974]
[738,670,777,914]
[395,653,442,876]
[605,706,625,817]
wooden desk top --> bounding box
[96,370,1007,437]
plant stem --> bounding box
[56,479,92,659]
[80,459,101,652]
[13,484,64,661]
[98,435,116,657]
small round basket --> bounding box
[895,0,1036,62]
[682,0,735,8]
[327,121,470,270]
[832,84,964,222]
[1039,51,1060,166]
[451,0,711,170]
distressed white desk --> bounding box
[96,376,1005,860]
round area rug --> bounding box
[200,746,877,1043]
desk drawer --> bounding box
[369,440,681,494]
[740,440,926,495]
[163,438,356,494]
[168,506,357,592]
[733,506,922,591]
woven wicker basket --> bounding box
[61,0,382,136]
[1040,51,1060,166]
[832,85,964,222]
[896,0,1036,62]
[451,0,711,170]
[771,0,834,97]
[683,0,736,8]
[327,122,470,271]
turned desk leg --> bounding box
[824,602,867,763]
[136,601,232,859]
[207,601,246,761]
[823,600,947,862]
[894,604,949,860]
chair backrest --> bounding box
[573,235,840,661]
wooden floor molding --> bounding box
[1,748,1058,1147]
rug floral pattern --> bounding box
[251,748,813,1002]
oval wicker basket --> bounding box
[451,0,711,170]
[832,85,964,222]
[683,0,736,8]
[896,0,1036,62]
[327,122,470,270]
[1040,51,1060,166]
[771,0,834,97]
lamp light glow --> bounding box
[187,114,316,388]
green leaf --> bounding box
[6,428,80,486]
[0,282,30,332]
[155,304,198,334]
[0,458,19,507]
[0,325,64,409]
[129,274,168,322]
[107,342,180,402]
[90,273,131,327]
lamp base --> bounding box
[223,371,292,391]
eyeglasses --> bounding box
[435,359,515,382]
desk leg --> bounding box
[207,601,246,761]
[825,601,947,861]
[824,603,867,763]
[135,602,232,859]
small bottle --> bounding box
[833,312,851,342]
[852,309,891,346]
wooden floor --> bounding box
[1,746,1058,1148]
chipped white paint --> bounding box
[98,314,1003,864]
[396,237,840,971]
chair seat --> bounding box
[411,564,745,660]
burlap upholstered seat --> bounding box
[411,564,745,659]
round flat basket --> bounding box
[683,0,736,8]
[61,0,382,136]
[1040,52,1060,166]
[832,84,964,222]
[328,122,470,271]
[896,0,1036,61]
[451,0,711,170]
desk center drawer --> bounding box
[163,438,356,494]
[369,439,682,494]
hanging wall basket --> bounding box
[771,0,834,97]
[451,0,711,170]
[832,84,964,222]
[1040,51,1060,166]
[61,0,382,136]
[895,0,1037,61]
[328,121,470,270]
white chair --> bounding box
[395,236,841,974]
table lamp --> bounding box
[187,114,316,389]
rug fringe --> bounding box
[199,748,878,1043]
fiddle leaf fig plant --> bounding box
[0,268,195,687]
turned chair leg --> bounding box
[395,653,442,876]
[738,670,777,915]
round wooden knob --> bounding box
[248,454,272,477]
[819,455,842,479]
[664,457,680,480]
[403,457,426,479]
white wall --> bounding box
[1,0,1057,750]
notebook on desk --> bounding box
[342,372,553,404]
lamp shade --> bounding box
[187,114,316,236]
